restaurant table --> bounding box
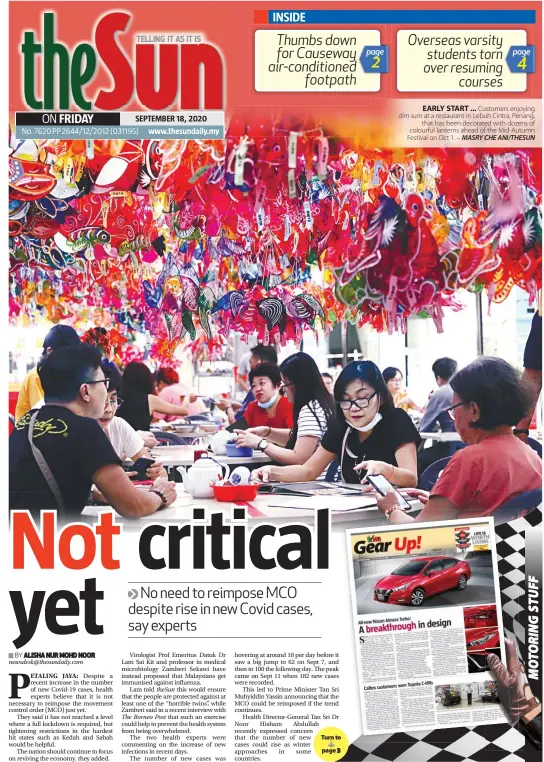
[420,431,461,443]
[151,425,219,437]
[151,426,219,446]
[150,444,272,468]
[82,483,422,529]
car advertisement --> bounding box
[347,517,508,735]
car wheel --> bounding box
[410,588,426,606]
[456,575,468,590]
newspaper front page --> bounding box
[6,1,543,761]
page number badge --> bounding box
[360,45,390,73]
[314,726,349,760]
[506,45,536,74]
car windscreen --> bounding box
[391,560,429,576]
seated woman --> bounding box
[154,367,204,419]
[383,366,423,414]
[235,352,334,465]
[240,362,294,431]
[322,372,335,396]
[252,360,420,486]
[116,361,194,432]
[92,362,167,503]
[374,357,542,523]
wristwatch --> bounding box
[150,489,168,509]
[258,438,269,452]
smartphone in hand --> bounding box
[124,458,155,481]
[366,474,412,511]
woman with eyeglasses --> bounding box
[374,357,542,524]
[97,361,166,486]
[116,361,194,432]
[252,360,420,486]
[238,363,294,432]
[236,352,334,465]
[383,367,424,414]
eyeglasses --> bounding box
[84,378,110,390]
[281,381,294,389]
[106,396,123,408]
[447,400,465,420]
[339,392,377,411]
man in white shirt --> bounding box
[100,361,166,478]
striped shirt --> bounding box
[297,401,328,440]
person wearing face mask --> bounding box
[216,344,278,424]
[236,352,334,465]
[252,360,420,486]
[240,363,294,431]
[374,357,542,524]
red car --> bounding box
[464,605,498,629]
[374,556,471,607]
[465,627,500,652]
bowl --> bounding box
[225,443,254,458]
[152,422,173,431]
[175,424,197,433]
[213,484,259,502]
[200,424,218,433]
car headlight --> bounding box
[391,584,409,592]
[467,632,495,647]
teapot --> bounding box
[177,457,230,499]
[210,430,235,455]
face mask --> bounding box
[348,411,382,432]
[257,392,279,409]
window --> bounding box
[391,560,428,576]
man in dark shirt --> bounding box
[419,358,458,434]
[10,344,175,521]
[417,357,458,478]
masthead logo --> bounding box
[21,12,224,111]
